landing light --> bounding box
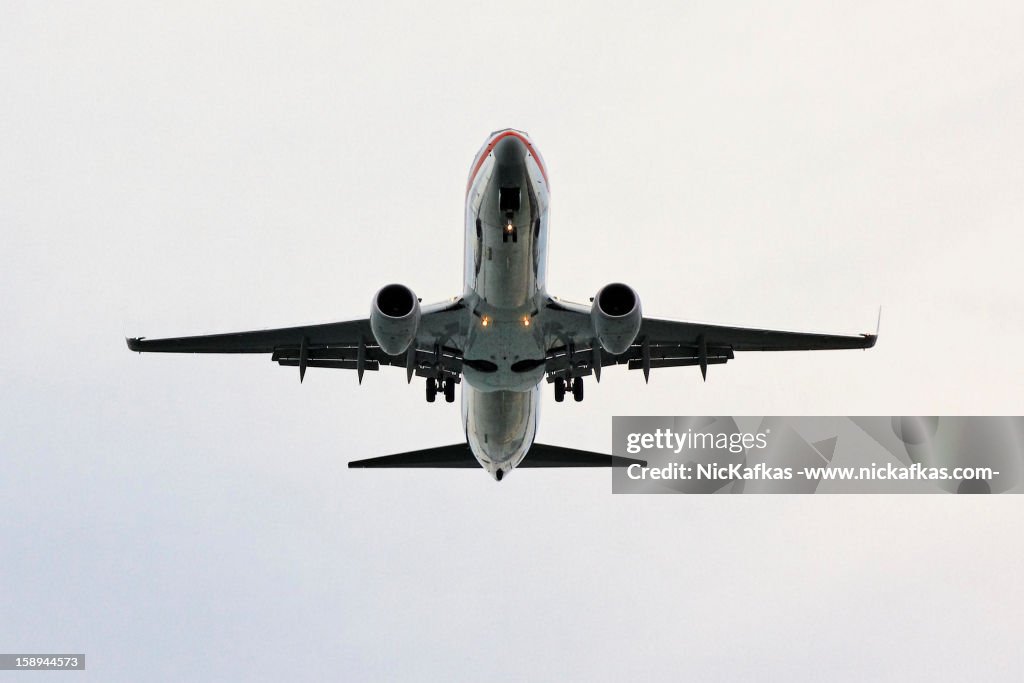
[522,316,530,327]
[481,316,490,328]
[506,222,514,233]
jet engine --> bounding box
[370,284,421,355]
[591,282,642,355]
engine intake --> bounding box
[370,284,421,355]
[592,283,642,355]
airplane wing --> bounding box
[126,298,468,383]
[542,297,877,382]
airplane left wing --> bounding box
[542,297,877,382]
[127,298,468,383]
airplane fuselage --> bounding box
[461,129,551,479]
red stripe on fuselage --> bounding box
[466,130,548,195]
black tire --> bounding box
[426,378,437,403]
[554,378,565,403]
[572,377,584,402]
[444,378,455,403]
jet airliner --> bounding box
[127,129,877,480]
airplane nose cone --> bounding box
[493,135,526,169]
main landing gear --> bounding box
[426,378,456,403]
[554,377,584,403]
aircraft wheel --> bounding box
[554,378,565,403]
[572,376,584,402]
[444,378,455,403]
[426,378,437,403]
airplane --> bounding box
[127,128,877,481]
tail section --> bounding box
[348,443,645,470]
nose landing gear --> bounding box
[502,222,518,243]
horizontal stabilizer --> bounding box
[348,443,645,469]
[519,444,646,468]
[349,444,478,468]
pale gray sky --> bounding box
[2,2,1023,681]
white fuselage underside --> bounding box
[460,130,550,479]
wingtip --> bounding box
[860,307,881,348]
[126,336,144,351]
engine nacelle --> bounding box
[370,284,421,355]
[591,282,642,355]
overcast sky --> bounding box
[2,2,1023,680]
